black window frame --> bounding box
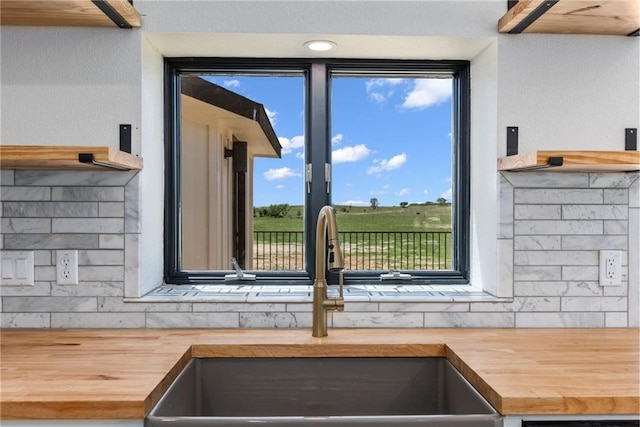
[164,57,470,285]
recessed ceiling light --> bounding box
[304,40,337,52]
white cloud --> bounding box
[338,200,369,206]
[263,167,302,181]
[401,79,452,110]
[331,134,344,145]
[223,79,240,88]
[278,135,304,154]
[395,188,411,197]
[366,78,404,104]
[275,184,285,189]
[423,189,429,195]
[367,152,408,174]
[366,78,404,92]
[440,188,452,201]
[265,108,278,126]
[332,144,371,164]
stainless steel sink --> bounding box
[145,357,502,426]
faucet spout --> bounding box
[312,205,345,338]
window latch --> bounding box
[325,163,331,194]
[224,257,256,281]
[305,163,312,194]
[380,270,412,281]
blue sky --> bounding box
[203,74,452,207]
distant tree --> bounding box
[399,201,409,208]
[267,204,290,218]
[370,198,379,210]
[436,197,447,205]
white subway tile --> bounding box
[515,189,602,204]
[15,170,137,186]
[53,312,145,328]
[561,297,627,312]
[0,187,51,201]
[605,312,628,327]
[516,312,604,327]
[333,312,423,328]
[3,296,96,312]
[562,266,599,281]
[239,312,311,328]
[503,172,589,188]
[1,313,50,328]
[0,281,51,297]
[514,266,562,281]
[52,281,123,297]
[514,236,561,250]
[514,205,561,220]
[52,218,124,233]
[515,250,598,266]
[604,189,628,205]
[498,176,514,239]
[514,281,602,297]
[589,172,639,189]
[146,312,239,328]
[78,266,124,282]
[604,220,628,235]
[562,205,627,220]
[98,202,125,217]
[1,218,51,234]
[515,220,603,235]
[422,312,514,328]
[98,296,192,312]
[99,234,125,249]
[193,302,287,312]
[51,187,124,201]
[561,235,627,250]
[378,302,469,312]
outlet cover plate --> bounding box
[599,250,622,287]
[56,250,78,285]
[1,250,34,286]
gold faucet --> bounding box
[312,205,345,337]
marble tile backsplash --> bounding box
[1,169,638,328]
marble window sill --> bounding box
[132,284,508,303]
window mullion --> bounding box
[305,62,331,280]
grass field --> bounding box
[252,204,453,271]
[253,204,452,232]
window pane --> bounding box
[179,74,305,271]
[330,75,454,271]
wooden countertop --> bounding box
[0,329,638,419]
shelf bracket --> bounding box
[511,156,564,172]
[78,153,130,171]
[90,0,133,28]
[625,128,637,151]
[509,0,559,34]
[507,126,519,156]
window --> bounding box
[164,58,470,285]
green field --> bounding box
[253,204,452,232]
[252,204,453,271]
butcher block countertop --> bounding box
[0,328,638,419]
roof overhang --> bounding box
[181,77,281,159]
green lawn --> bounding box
[253,204,452,232]
[252,204,453,270]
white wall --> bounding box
[1,0,638,296]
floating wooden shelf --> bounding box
[0,0,141,28]
[0,145,143,171]
[498,0,639,36]
[498,150,640,172]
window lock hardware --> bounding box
[325,163,331,193]
[380,270,412,281]
[305,163,312,193]
[224,257,256,281]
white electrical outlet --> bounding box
[56,250,78,285]
[599,250,622,287]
